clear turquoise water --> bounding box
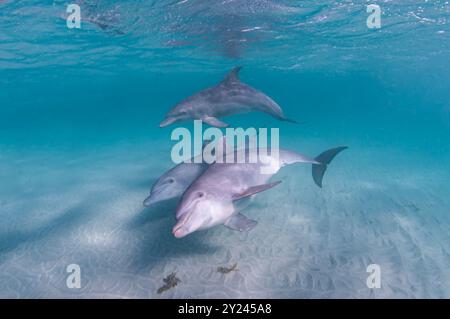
[0,1,449,298]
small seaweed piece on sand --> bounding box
[157,272,181,294]
[217,262,238,274]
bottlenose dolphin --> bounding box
[143,161,208,207]
[159,67,297,128]
[143,137,250,207]
[143,154,253,216]
[143,138,225,207]
[172,146,347,238]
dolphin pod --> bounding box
[159,67,297,128]
[147,67,347,238]
[143,138,229,207]
[172,146,347,238]
[143,137,259,211]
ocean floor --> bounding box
[0,138,449,298]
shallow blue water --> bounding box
[0,1,449,298]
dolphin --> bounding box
[143,137,236,207]
[142,138,217,207]
[143,161,208,207]
[159,67,297,128]
[172,146,347,238]
[143,155,252,215]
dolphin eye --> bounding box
[168,178,174,184]
[197,192,205,198]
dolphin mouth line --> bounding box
[173,205,196,236]
[143,192,159,206]
[150,188,162,196]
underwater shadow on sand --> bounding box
[128,202,221,272]
[0,202,92,260]
[123,175,159,192]
[127,198,178,227]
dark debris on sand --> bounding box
[157,272,181,294]
[217,262,238,274]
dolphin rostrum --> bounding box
[159,67,297,128]
[172,146,347,238]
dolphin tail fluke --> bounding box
[312,146,348,188]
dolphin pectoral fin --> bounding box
[224,213,257,232]
[312,146,348,188]
[201,116,229,128]
[232,181,282,201]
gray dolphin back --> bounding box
[221,67,297,123]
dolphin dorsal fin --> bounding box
[221,66,242,86]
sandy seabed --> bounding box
[0,138,449,298]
